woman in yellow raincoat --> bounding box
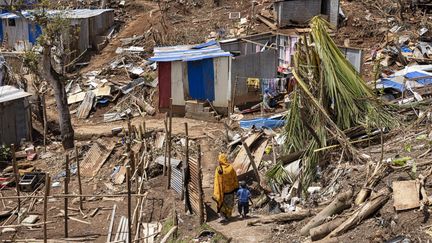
[213,153,239,222]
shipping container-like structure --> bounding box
[0,9,114,63]
[0,85,32,145]
[149,41,232,115]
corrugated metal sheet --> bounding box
[170,166,183,195]
[171,61,186,106]
[339,47,363,73]
[0,97,31,145]
[0,85,31,103]
[0,9,114,20]
[187,59,215,101]
[213,57,230,107]
[231,49,278,104]
[188,157,203,217]
[275,0,322,27]
[149,40,231,62]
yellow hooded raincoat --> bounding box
[213,153,239,217]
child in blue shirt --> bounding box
[237,181,252,219]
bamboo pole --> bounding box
[126,166,132,243]
[197,145,204,224]
[42,94,47,152]
[11,144,21,213]
[75,147,83,211]
[64,155,69,238]
[43,173,51,243]
[163,115,168,176]
[167,98,173,189]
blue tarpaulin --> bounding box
[240,117,286,129]
[405,71,432,85]
[379,78,405,92]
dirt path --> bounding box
[208,216,271,242]
[74,116,224,139]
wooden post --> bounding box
[167,98,173,190]
[64,155,69,238]
[75,147,83,211]
[241,137,261,182]
[43,173,50,243]
[182,123,189,202]
[163,115,168,176]
[126,166,132,243]
[197,145,204,224]
[42,94,47,152]
[11,144,21,213]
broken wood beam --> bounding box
[11,144,21,213]
[247,210,312,226]
[256,14,277,30]
[167,98,173,190]
[43,173,51,243]
[326,187,391,239]
[64,155,70,238]
[310,217,347,241]
[106,204,117,243]
[75,147,83,211]
[241,137,261,183]
[126,166,132,242]
[160,226,179,243]
[300,188,353,236]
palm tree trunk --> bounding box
[42,47,74,149]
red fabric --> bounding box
[158,62,171,109]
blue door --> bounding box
[187,59,215,101]
[28,24,42,44]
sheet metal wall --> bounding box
[187,157,204,220]
[170,166,183,195]
[171,61,186,106]
[231,50,278,104]
[274,0,323,27]
[2,18,29,49]
[0,99,31,145]
[213,57,231,108]
[322,0,340,26]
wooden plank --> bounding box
[81,140,115,177]
[77,91,95,119]
[232,133,264,175]
[393,180,420,211]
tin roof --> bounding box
[149,40,232,62]
[0,85,32,103]
[0,9,113,20]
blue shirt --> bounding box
[237,188,251,203]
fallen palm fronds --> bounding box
[268,16,397,190]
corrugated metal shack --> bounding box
[220,31,362,106]
[0,9,114,62]
[274,0,340,27]
[0,85,32,145]
[149,40,232,115]
[220,33,279,106]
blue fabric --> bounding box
[28,23,42,44]
[192,40,217,49]
[405,71,432,85]
[240,117,285,129]
[401,46,412,53]
[237,188,251,203]
[187,59,215,101]
[379,79,405,92]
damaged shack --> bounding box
[0,85,32,145]
[149,40,232,117]
[0,9,114,64]
[274,0,340,27]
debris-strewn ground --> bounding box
[5,0,432,243]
